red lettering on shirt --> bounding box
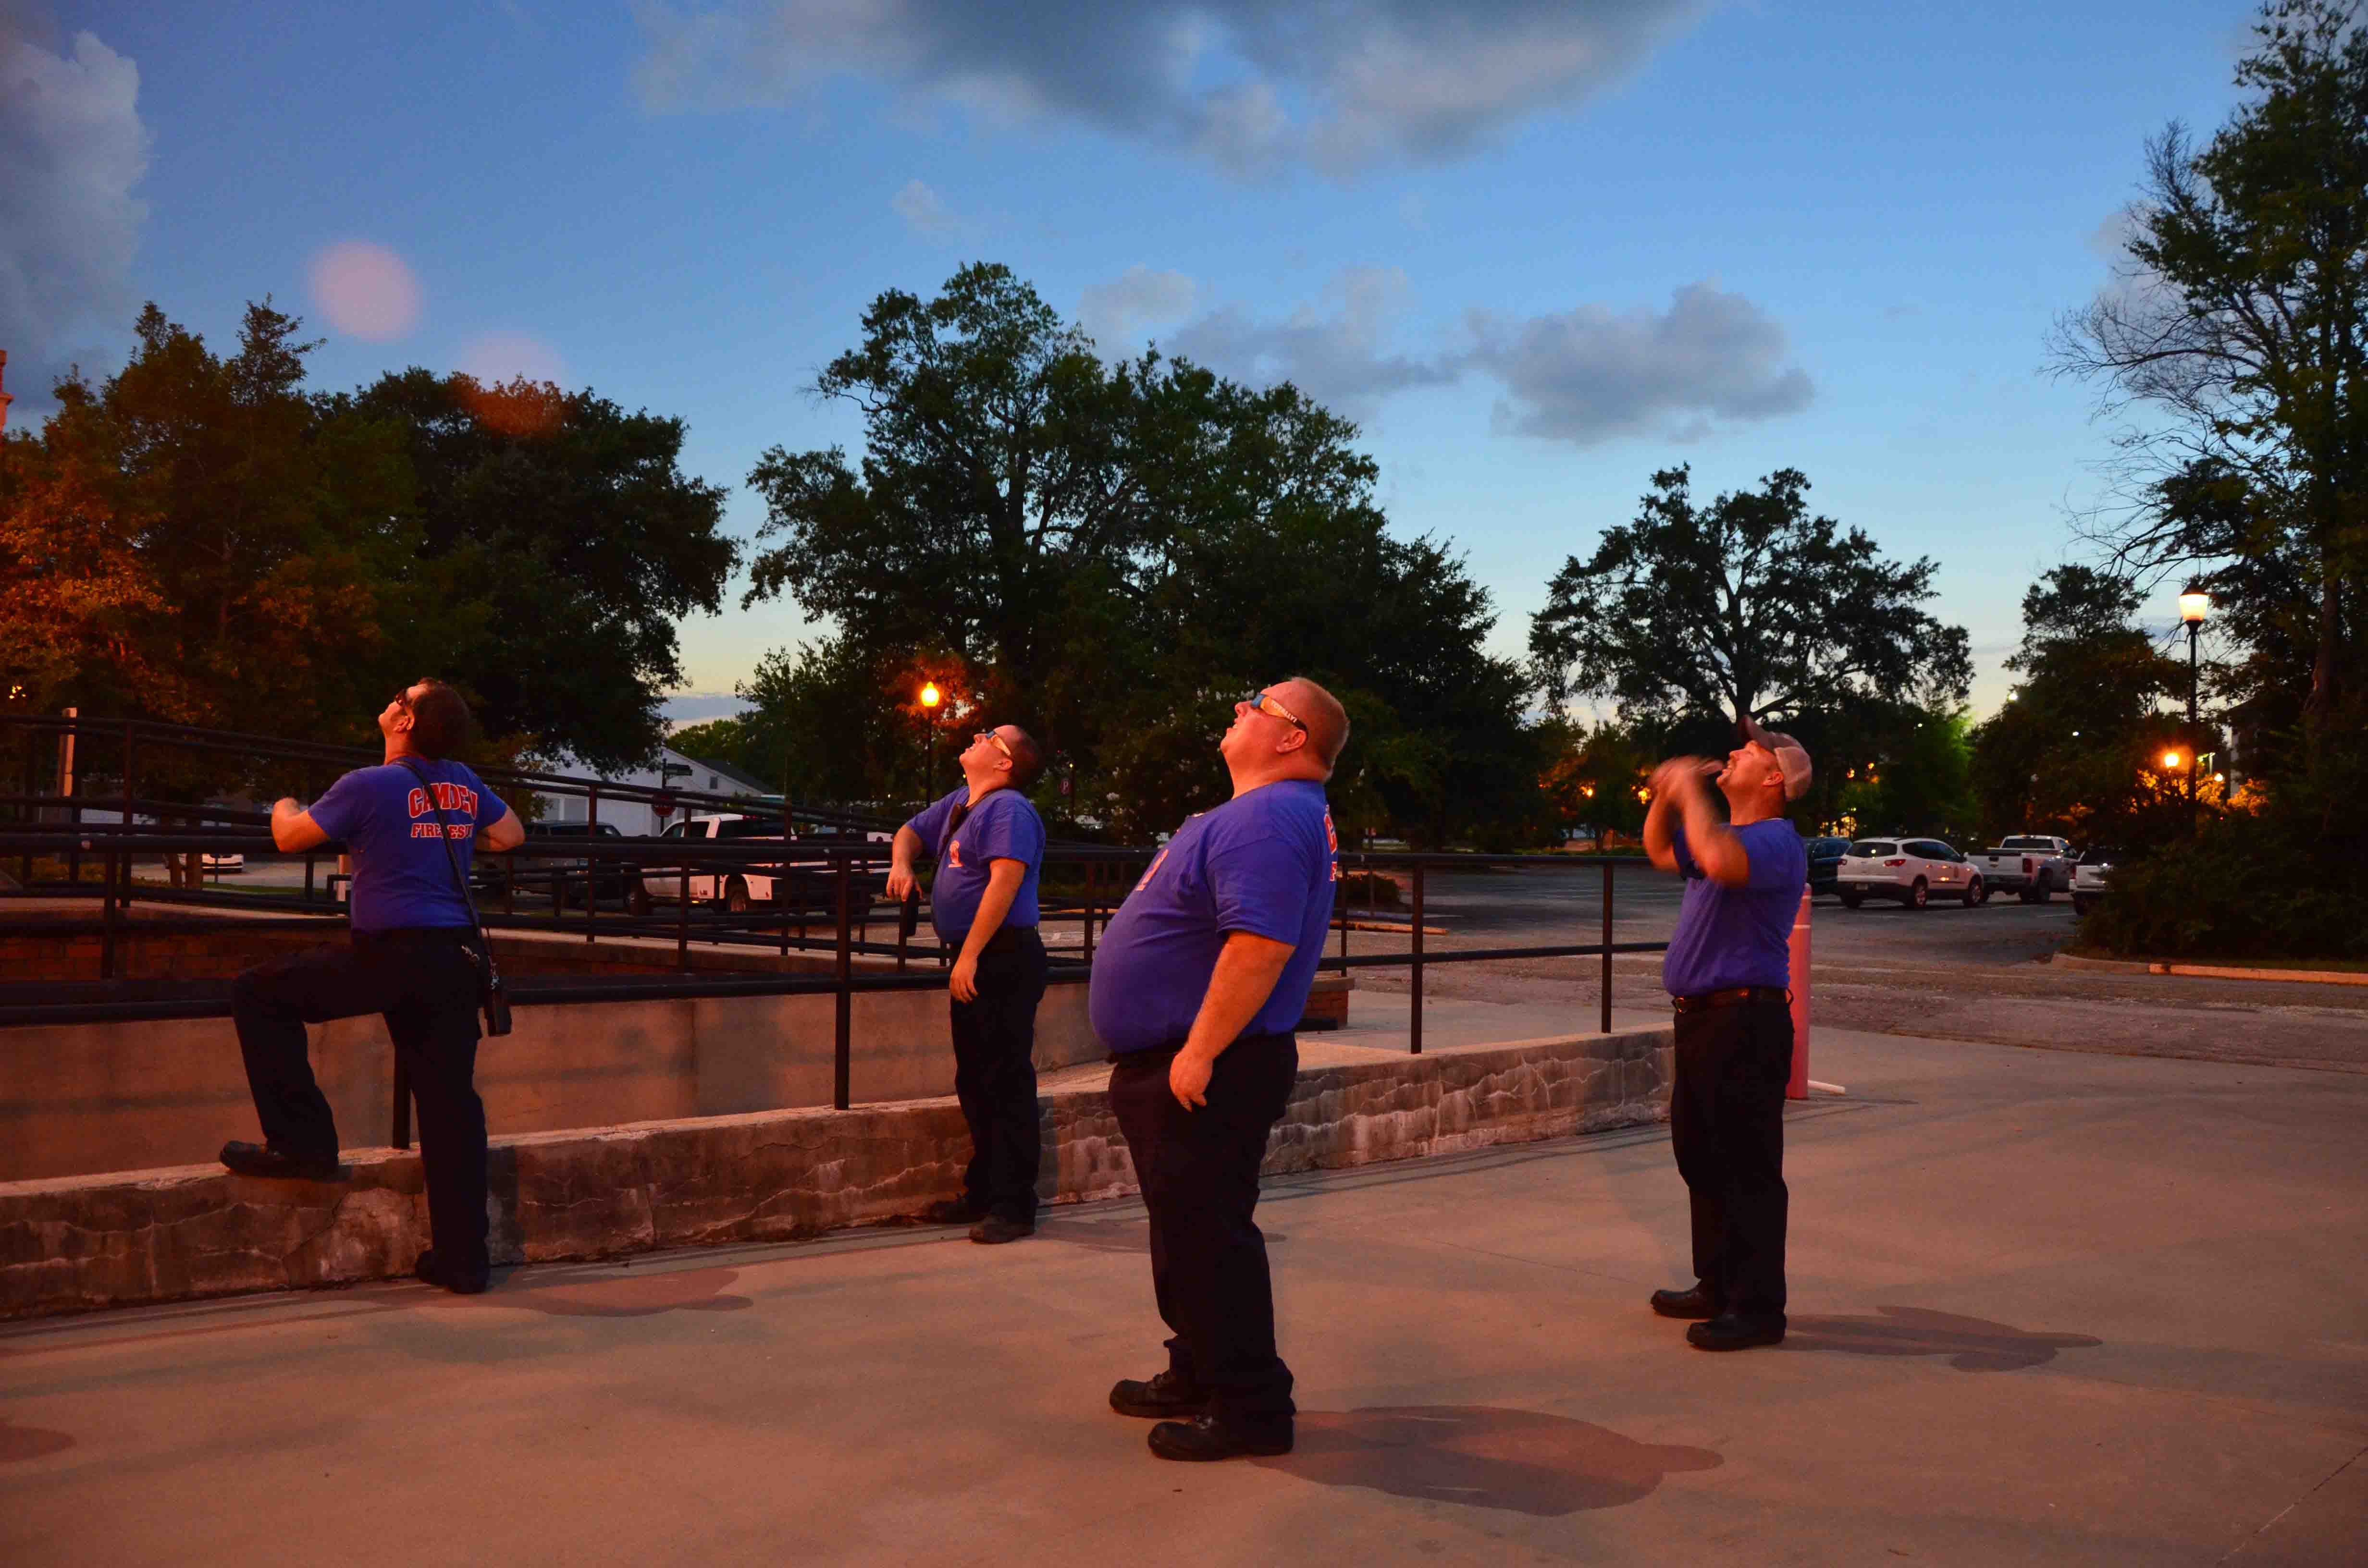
[1134,847,1169,892]
[947,836,963,869]
[407,787,429,817]
[406,780,481,821]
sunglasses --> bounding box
[1240,689,1306,734]
[975,729,1014,762]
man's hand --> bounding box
[1169,1046,1215,1110]
[885,864,919,901]
[271,798,329,854]
[886,824,925,901]
[1649,756,1713,802]
[950,950,979,1003]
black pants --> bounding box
[232,930,490,1278]
[1670,998,1792,1323]
[947,927,1048,1223]
[1108,1033,1298,1434]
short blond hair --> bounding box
[1284,677,1350,775]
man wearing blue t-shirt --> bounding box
[220,679,523,1295]
[888,723,1049,1244]
[1091,676,1348,1463]
[1642,713,1812,1351]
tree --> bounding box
[1969,567,2191,847]
[1528,466,1972,731]
[2052,0,2368,731]
[742,263,1549,845]
[343,369,738,772]
[0,302,416,765]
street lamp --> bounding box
[917,682,942,804]
[2179,588,2209,809]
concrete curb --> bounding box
[0,1024,1672,1320]
[2051,952,2368,986]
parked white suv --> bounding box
[1837,837,1985,910]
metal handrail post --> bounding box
[1409,862,1424,1055]
[393,1055,411,1150]
[101,843,121,979]
[833,858,853,1110]
[1600,859,1615,1035]
[584,785,599,943]
[676,852,691,968]
[1082,859,1096,961]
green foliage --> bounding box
[1527,466,1972,728]
[342,368,737,772]
[2082,729,2368,957]
[1970,567,2196,849]
[1834,707,1978,842]
[740,263,1543,845]
[2056,0,2368,731]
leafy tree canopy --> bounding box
[1527,465,1972,729]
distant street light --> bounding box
[916,682,944,802]
[2161,749,2183,771]
[2179,588,2209,816]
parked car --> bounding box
[1836,836,1984,909]
[1806,836,1849,897]
[643,815,892,912]
[1971,834,2075,904]
[2071,845,2121,917]
[198,851,245,873]
[475,821,648,914]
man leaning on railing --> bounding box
[218,679,524,1296]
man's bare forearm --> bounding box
[1180,932,1295,1064]
[956,860,1026,967]
[1679,789,1750,886]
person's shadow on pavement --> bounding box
[1252,1406,1721,1515]
[1782,1306,2101,1371]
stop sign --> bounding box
[651,790,677,821]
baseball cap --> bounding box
[1737,711,1813,800]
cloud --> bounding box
[1077,265,1199,348]
[1167,266,1455,418]
[1129,268,1811,443]
[0,7,149,412]
[889,178,962,239]
[630,0,1712,178]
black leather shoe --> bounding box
[969,1216,1034,1245]
[1110,1370,1210,1419]
[1650,1283,1723,1320]
[1686,1312,1784,1350]
[219,1140,340,1182]
[923,1199,981,1225]
[413,1249,490,1296]
[1148,1413,1292,1461]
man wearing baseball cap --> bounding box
[1639,711,1811,1350]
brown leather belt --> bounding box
[1670,985,1790,1014]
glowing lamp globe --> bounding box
[918,683,942,709]
[2178,588,2210,625]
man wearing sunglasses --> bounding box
[1092,677,1349,1462]
[888,722,1049,1244]
[1641,711,1812,1352]
[219,679,524,1295]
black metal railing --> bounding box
[4,808,1669,1132]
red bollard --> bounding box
[1787,887,1811,1100]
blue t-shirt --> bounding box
[1662,817,1806,996]
[1088,779,1339,1054]
[309,759,508,933]
[904,785,1044,943]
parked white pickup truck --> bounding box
[1971,835,2075,904]
[644,814,893,911]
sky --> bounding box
[3,0,2261,726]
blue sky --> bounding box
[7,0,2258,723]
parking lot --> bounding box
[1344,864,2368,1076]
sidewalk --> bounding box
[3,1023,2363,1566]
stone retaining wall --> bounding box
[0,1025,1671,1318]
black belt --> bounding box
[1109,1029,1292,1066]
[1670,985,1789,1014]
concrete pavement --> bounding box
[4,1020,2363,1566]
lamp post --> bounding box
[917,681,942,806]
[2178,588,2209,810]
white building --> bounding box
[534,747,774,836]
